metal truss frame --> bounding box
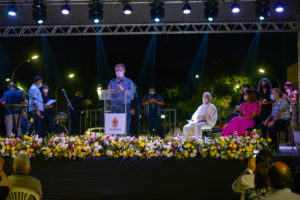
[0,21,298,37]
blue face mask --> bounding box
[270,94,275,101]
[149,91,155,95]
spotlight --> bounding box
[204,0,218,22]
[255,0,270,21]
[7,3,17,17]
[150,1,164,23]
[61,3,71,15]
[275,1,284,13]
[123,3,132,15]
[182,3,191,15]
[32,0,47,24]
[89,0,103,24]
[231,0,240,14]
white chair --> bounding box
[7,187,41,200]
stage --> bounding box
[2,156,299,200]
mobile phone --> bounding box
[253,149,259,157]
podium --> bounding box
[99,90,130,135]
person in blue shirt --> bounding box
[1,82,25,137]
[29,76,44,138]
[42,84,55,134]
[108,63,135,136]
[142,87,165,138]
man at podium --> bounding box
[108,63,135,136]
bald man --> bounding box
[264,162,300,200]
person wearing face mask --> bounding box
[258,88,290,150]
[142,87,165,138]
[42,84,55,134]
[29,75,44,138]
[108,63,135,136]
[283,82,298,127]
[257,85,273,124]
[222,90,259,136]
[183,92,217,137]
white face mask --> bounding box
[43,89,49,93]
[203,98,209,104]
[116,71,124,78]
[286,89,290,94]
[244,95,248,101]
[39,83,42,88]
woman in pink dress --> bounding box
[222,90,259,136]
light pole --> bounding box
[258,68,281,88]
[5,78,11,82]
[55,73,75,114]
[11,55,39,82]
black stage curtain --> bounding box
[2,157,299,200]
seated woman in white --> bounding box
[183,92,218,137]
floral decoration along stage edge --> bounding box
[0,132,271,160]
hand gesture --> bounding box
[117,84,125,92]
[248,157,256,172]
[268,121,275,127]
[0,157,4,171]
[36,110,41,117]
[130,109,135,115]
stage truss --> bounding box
[0,21,299,37]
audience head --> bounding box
[272,88,282,100]
[255,149,273,165]
[13,154,31,175]
[42,84,49,94]
[284,82,295,93]
[7,82,15,90]
[255,161,272,189]
[33,76,43,87]
[115,63,126,79]
[245,89,257,103]
[258,78,272,92]
[148,87,156,95]
[202,92,212,104]
[242,84,251,93]
[268,162,293,190]
[75,91,83,97]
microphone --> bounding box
[61,88,66,93]
[16,86,24,92]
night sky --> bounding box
[0,32,297,109]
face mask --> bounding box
[243,95,248,101]
[39,83,42,88]
[43,89,49,93]
[116,71,124,78]
[149,91,155,95]
[270,94,275,101]
[286,89,290,94]
[203,98,209,104]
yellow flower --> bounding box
[185,143,191,148]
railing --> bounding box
[217,107,237,128]
[79,108,177,135]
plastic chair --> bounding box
[7,187,40,200]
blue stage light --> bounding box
[204,0,218,22]
[182,3,191,15]
[259,16,264,21]
[38,19,44,24]
[231,1,240,14]
[33,0,47,24]
[275,1,284,13]
[61,4,71,15]
[8,5,17,17]
[123,3,132,15]
[208,17,214,22]
[150,1,164,23]
[89,0,103,24]
[255,0,270,21]
[94,18,100,24]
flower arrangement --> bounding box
[0,132,271,160]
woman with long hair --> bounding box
[283,82,298,127]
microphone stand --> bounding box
[61,89,73,135]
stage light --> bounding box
[31,55,39,60]
[123,3,132,15]
[195,74,200,79]
[32,0,47,24]
[7,3,17,17]
[150,1,164,23]
[231,0,240,14]
[275,1,284,13]
[89,0,103,24]
[204,0,218,22]
[255,0,270,21]
[182,3,191,15]
[61,3,71,15]
[68,73,75,79]
[258,68,265,74]
[5,78,10,82]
